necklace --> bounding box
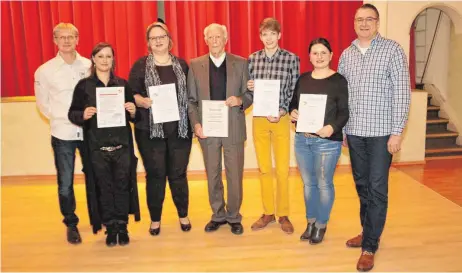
[154,55,171,65]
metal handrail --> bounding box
[420,10,443,84]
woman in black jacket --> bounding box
[69,42,137,247]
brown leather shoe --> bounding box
[346,233,363,248]
[356,251,375,272]
[278,216,294,234]
[251,214,276,231]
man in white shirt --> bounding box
[34,23,91,244]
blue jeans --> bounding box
[51,136,87,227]
[347,135,392,253]
[295,134,342,225]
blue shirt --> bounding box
[338,33,411,137]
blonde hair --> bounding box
[203,23,228,40]
[53,22,79,37]
[146,21,173,51]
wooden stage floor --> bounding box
[2,161,462,271]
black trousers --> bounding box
[347,135,393,253]
[91,147,130,224]
[135,128,192,222]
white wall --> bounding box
[1,90,428,176]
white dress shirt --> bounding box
[34,52,91,140]
[209,52,226,67]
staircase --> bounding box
[425,93,462,157]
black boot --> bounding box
[300,222,315,241]
[309,226,327,245]
[66,226,82,244]
[105,223,118,247]
[118,223,130,246]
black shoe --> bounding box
[309,226,327,245]
[66,226,82,244]
[180,218,192,232]
[105,224,118,247]
[149,222,161,236]
[118,223,130,246]
[300,222,315,241]
[229,222,244,235]
[204,220,227,232]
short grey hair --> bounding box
[203,23,228,40]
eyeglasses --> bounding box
[354,17,378,24]
[55,35,77,41]
[149,35,168,42]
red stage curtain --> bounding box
[1,1,157,97]
[165,1,362,75]
[2,1,361,98]
[409,21,417,89]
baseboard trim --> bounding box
[1,161,425,184]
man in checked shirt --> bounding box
[338,4,411,272]
[247,18,300,234]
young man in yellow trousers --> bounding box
[247,18,300,234]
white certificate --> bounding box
[202,100,228,137]
[96,87,126,128]
[296,94,327,133]
[253,79,280,117]
[148,84,180,124]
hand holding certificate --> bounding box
[148,83,180,124]
[96,87,126,128]
[253,79,280,117]
[202,100,228,137]
[296,94,327,133]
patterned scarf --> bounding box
[145,53,188,139]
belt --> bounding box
[303,133,319,138]
[100,145,123,152]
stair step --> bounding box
[426,146,462,157]
[426,147,462,153]
[426,132,458,138]
[427,118,449,124]
[427,105,440,119]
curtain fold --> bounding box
[1,1,158,97]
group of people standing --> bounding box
[34,3,410,271]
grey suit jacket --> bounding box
[187,53,253,144]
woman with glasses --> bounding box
[128,20,192,236]
[68,42,139,247]
[289,38,349,245]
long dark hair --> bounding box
[308,37,332,53]
[90,42,115,75]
